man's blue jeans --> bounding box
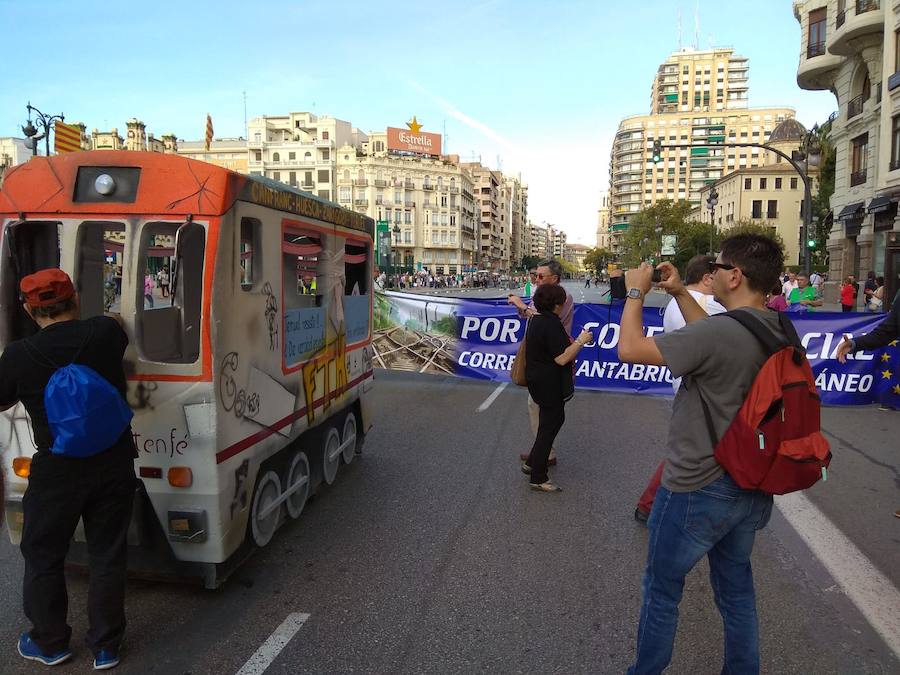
[627,473,773,675]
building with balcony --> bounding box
[245,112,365,202]
[529,223,550,259]
[610,47,796,253]
[697,119,821,267]
[795,0,898,293]
[177,138,248,172]
[549,226,567,258]
[0,137,30,186]
[462,162,505,270]
[501,175,529,271]
[597,190,611,250]
[336,135,478,276]
[564,243,591,272]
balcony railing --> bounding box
[405,200,415,207]
[836,10,846,27]
[354,199,368,206]
[890,159,900,172]
[806,41,825,59]
[847,94,866,118]
[352,179,368,186]
[404,180,415,188]
[301,182,315,189]
[374,179,388,187]
[850,169,867,186]
[423,184,434,190]
[450,187,459,194]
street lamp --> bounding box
[392,224,401,282]
[21,102,65,157]
[706,189,719,255]
[797,124,821,276]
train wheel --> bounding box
[341,411,357,464]
[322,427,341,485]
[250,471,281,547]
[284,451,310,520]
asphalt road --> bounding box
[0,370,897,674]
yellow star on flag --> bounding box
[881,369,893,379]
[406,116,423,134]
[894,385,900,395]
[890,340,899,347]
[882,353,892,362]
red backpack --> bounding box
[698,310,832,495]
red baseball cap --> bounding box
[20,268,76,307]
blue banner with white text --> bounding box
[453,299,892,406]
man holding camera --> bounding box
[618,234,785,674]
[508,259,573,467]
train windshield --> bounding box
[75,221,126,319]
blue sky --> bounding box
[0,0,835,244]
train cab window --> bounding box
[343,241,370,344]
[1,220,61,343]
[239,217,261,290]
[282,228,322,309]
[136,221,205,364]
[74,221,125,319]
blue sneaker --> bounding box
[16,633,72,666]
[93,649,120,670]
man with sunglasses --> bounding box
[509,259,573,467]
[618,234,785,675]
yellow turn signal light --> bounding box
[12,457,31,478]
[167,467,193,488]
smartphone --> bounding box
[651,269,662,283]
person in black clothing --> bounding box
[522,283,592,492]
[0,268,136,670]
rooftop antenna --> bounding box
[496,154,502,172]
[677,8,682,50]
[243,90,248,139]
[694,0,700,50]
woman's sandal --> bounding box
[529,481,562,493]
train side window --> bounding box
[2,220,61,343]
[74,221,125,319]
[343,241,370,344]
[282,228,322,310]
[136,221,205,364]
[240,217,261,290]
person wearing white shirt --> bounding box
[782,271,798,298]
[635,255,726,524]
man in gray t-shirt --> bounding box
[617,234,784,675]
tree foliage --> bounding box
[621,200,785,273]
[811,118,835,259]
[583,247,613,275]
[521,254,542,270]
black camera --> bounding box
[651,269,662,284]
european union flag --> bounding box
[876,339,900,409]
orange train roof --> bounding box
[0,151,245,217]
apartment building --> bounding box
[502,175,529,270]
[597,190,611,249]
[0,137,30,185]
[530,223,550,259]
[177,138,248,172]
[564,243,591,271]
[462,162,504,270]
[336,130,478,276]
[244,113,364,203]
[795,0,900,295]
[610,47,796,253]
[697,119,820,266]
[549,226,567,258]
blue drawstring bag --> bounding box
[26,326,133,458]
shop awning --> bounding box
[867,196,895,213]
[837,202,864,220]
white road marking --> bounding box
[776,493,900,657]
[477,382,508,412]
[235,612,311,675]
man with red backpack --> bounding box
[0,269,136,670]
[617,234,829,674]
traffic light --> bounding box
[651,139,662,163]
[807,238,817,249]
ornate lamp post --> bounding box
[22,102,65,157]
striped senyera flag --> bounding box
[205,113,213,151]
[54,121,83,153]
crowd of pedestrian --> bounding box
[376,269,529,291]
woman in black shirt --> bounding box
[523,284,592,492]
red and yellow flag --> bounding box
[205,114,214,151]
[54,121,82,153]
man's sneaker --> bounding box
[93,649,120,670]
[634,508,650,525]
[17,633,72,666]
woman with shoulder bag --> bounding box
[522,283,592,492]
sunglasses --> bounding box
[708,260,742,273]
[536,273,556,280]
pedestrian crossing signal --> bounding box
[651,140,662,163]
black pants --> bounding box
[842,304,853,312]
[528,402,565,484]
[21,452,135,655]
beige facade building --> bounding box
[502,175,529,270]
[462,162,505,270]
[698,119,821,266]
[244,112,364,202]
[336,133,478,276]
[610,47,796,255]
[177,138,249,172]
[597,190,611,249]
[795,0,899,293]
[0,138,30,185]
[529,223,550,259]
[88,119,176,153]
[564,243,591,271]
[549,226,567,258]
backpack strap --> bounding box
[20,321,94,370]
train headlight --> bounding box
[94,173,116,196]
